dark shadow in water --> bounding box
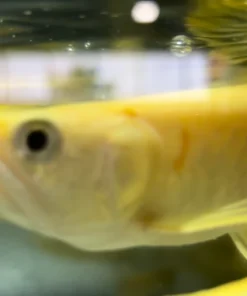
[0,222,246,296]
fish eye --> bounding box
[26,129,49,152]
[13,120,61,161]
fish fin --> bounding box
[230,229,247,261]
[165,277,247,295]
[181,199,247,233]
[33,235,87,260]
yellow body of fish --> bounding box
[1,85,247,294]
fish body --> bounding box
[0,85,247,253]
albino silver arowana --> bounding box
[0,85,247,295]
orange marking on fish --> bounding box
[173,129,189,173]
[135,208,160,229]
[123,108,137,117]
[135,208,180,231]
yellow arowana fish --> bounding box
[1,85,247,294]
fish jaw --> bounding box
[0,142,58,236]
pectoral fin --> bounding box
[181,199,247,233]
[166,277,247,296]
[230,229,247,261]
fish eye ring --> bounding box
[12,120,61,161]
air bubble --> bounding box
[170,35,193,57]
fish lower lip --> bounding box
[0,150,55,234]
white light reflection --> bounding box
[23,10,32,16]
[84,42,91,49]
[131,1,160,24]
[67,44,75,52]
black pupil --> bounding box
[26,130,49,153]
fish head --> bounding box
[0,103,159,246]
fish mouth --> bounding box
[0,145,56,237]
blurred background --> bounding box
[0,0,222,104]
[0,0,245,296]
[0,51,207,103]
